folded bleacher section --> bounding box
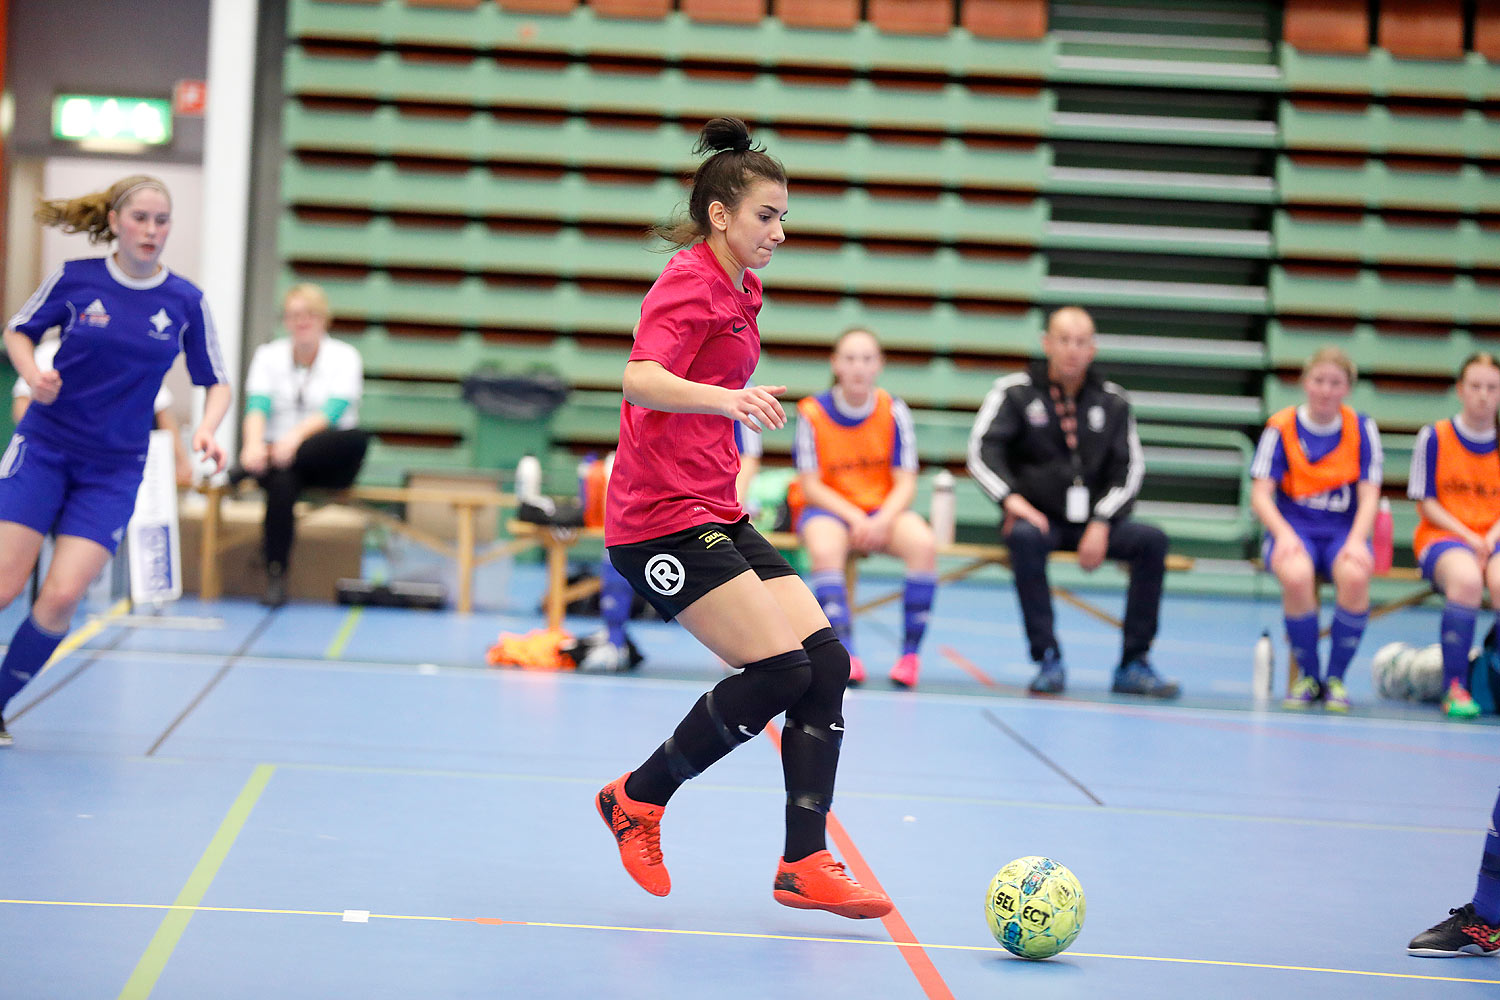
[276,0,1498,563]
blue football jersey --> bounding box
[8,256,228,456]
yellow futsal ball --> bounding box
[985,856,1086,959]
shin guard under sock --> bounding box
[782,628,848,862]
[626,648,812,807]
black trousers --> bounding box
[256,428,370,571]
[1003,516,1167,666]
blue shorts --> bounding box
[1262,528,1367,580]
[0,432,145,554]
[796,505,878,532]
[1419,537,1500,584]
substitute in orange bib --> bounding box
[1250,347,1382,712]
[789,327,935,688]
[1409,353,1500,720]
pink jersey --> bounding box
[605,241,762,545]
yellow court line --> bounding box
[5,897,1496,987]
[323,606,363,660]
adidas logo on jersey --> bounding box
[81,299,110,327]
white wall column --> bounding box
[199,0,259,466]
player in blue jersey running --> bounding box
[0,174,232,746]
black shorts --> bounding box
[607,517,798,621]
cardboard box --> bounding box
[178,497,365,602]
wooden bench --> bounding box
[505,521,1196,632]
[196,482,518,613]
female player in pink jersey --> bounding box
[595,118,891,919]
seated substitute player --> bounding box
[15,335,193,487]
[1250,347,1382,712]
[1408,352,1500,720]
[788,326,936,688]
[583,420,762,672]
[1408,784,1500,957]
[966,306,1178,698]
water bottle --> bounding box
[1252,630,1274,705]
[577,453,597,507]
[1373,497,1394,575]
[930,469,956,547]
[584,457,607,528]
[514,454,542,504]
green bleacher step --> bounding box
[1270,269,1500,325]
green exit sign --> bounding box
[52,94,173,147]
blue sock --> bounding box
[811,569,854,654]
[1325,606,1368,681]
[1441,602,1479,690]
[1474,786,1500,924]
[599,555,634,648]
[0,615,67,716]
[1284,612,1321,682]
[901,573,936,656]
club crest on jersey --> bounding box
[1025,398,1049,427]
[1088,406,1105,432]
[81,299,110,328]
[147,308,173,340]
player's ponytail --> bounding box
[652,117,786,250]
[34,174,170,245]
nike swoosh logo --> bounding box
[738,724,755,738]
[732,323,746,332]
[829,723,844,731]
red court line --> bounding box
[765,723,956,1000]
[939,644,997,688]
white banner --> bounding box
[127,429,183,605]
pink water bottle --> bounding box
[1373,498,1393,575]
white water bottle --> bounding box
[1252,630,1274,705]
[514,454,542,504]
[930,470,956,547]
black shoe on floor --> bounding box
[1408,904,1500,957]
[261,567,288,608]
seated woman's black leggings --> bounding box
[256,428,369,573]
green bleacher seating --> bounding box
[1280,48,1500,101]
[1266,321,1485,379]
[1270,268,1500,325]
[287,49,1053,136]
[1279,102,1500,159]
[1272,211,1500,269]
[1276,156,1500,213]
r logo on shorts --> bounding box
[645,554,686,595]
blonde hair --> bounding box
[34,175,171,245]
[282,282,332,322]
[833,325,880,355]
[1302,346,1356,385]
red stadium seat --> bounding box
[961,0,1046,39]
[773,0,859,31]
[869,0,955,35]
[590,0,671,18]
[494,0,577,11]
[1379,0,1465,59]
[1474,0,1500,59]
[1283,0,1369,54]
[680,0,767,24]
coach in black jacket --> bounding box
[967,307,1179,698]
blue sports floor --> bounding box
[3,559,1498,999]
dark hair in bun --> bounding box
[653,117,786,249]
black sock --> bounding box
[781,628,848,862]
[625,648,811,807]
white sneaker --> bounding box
[578,641,630,673]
